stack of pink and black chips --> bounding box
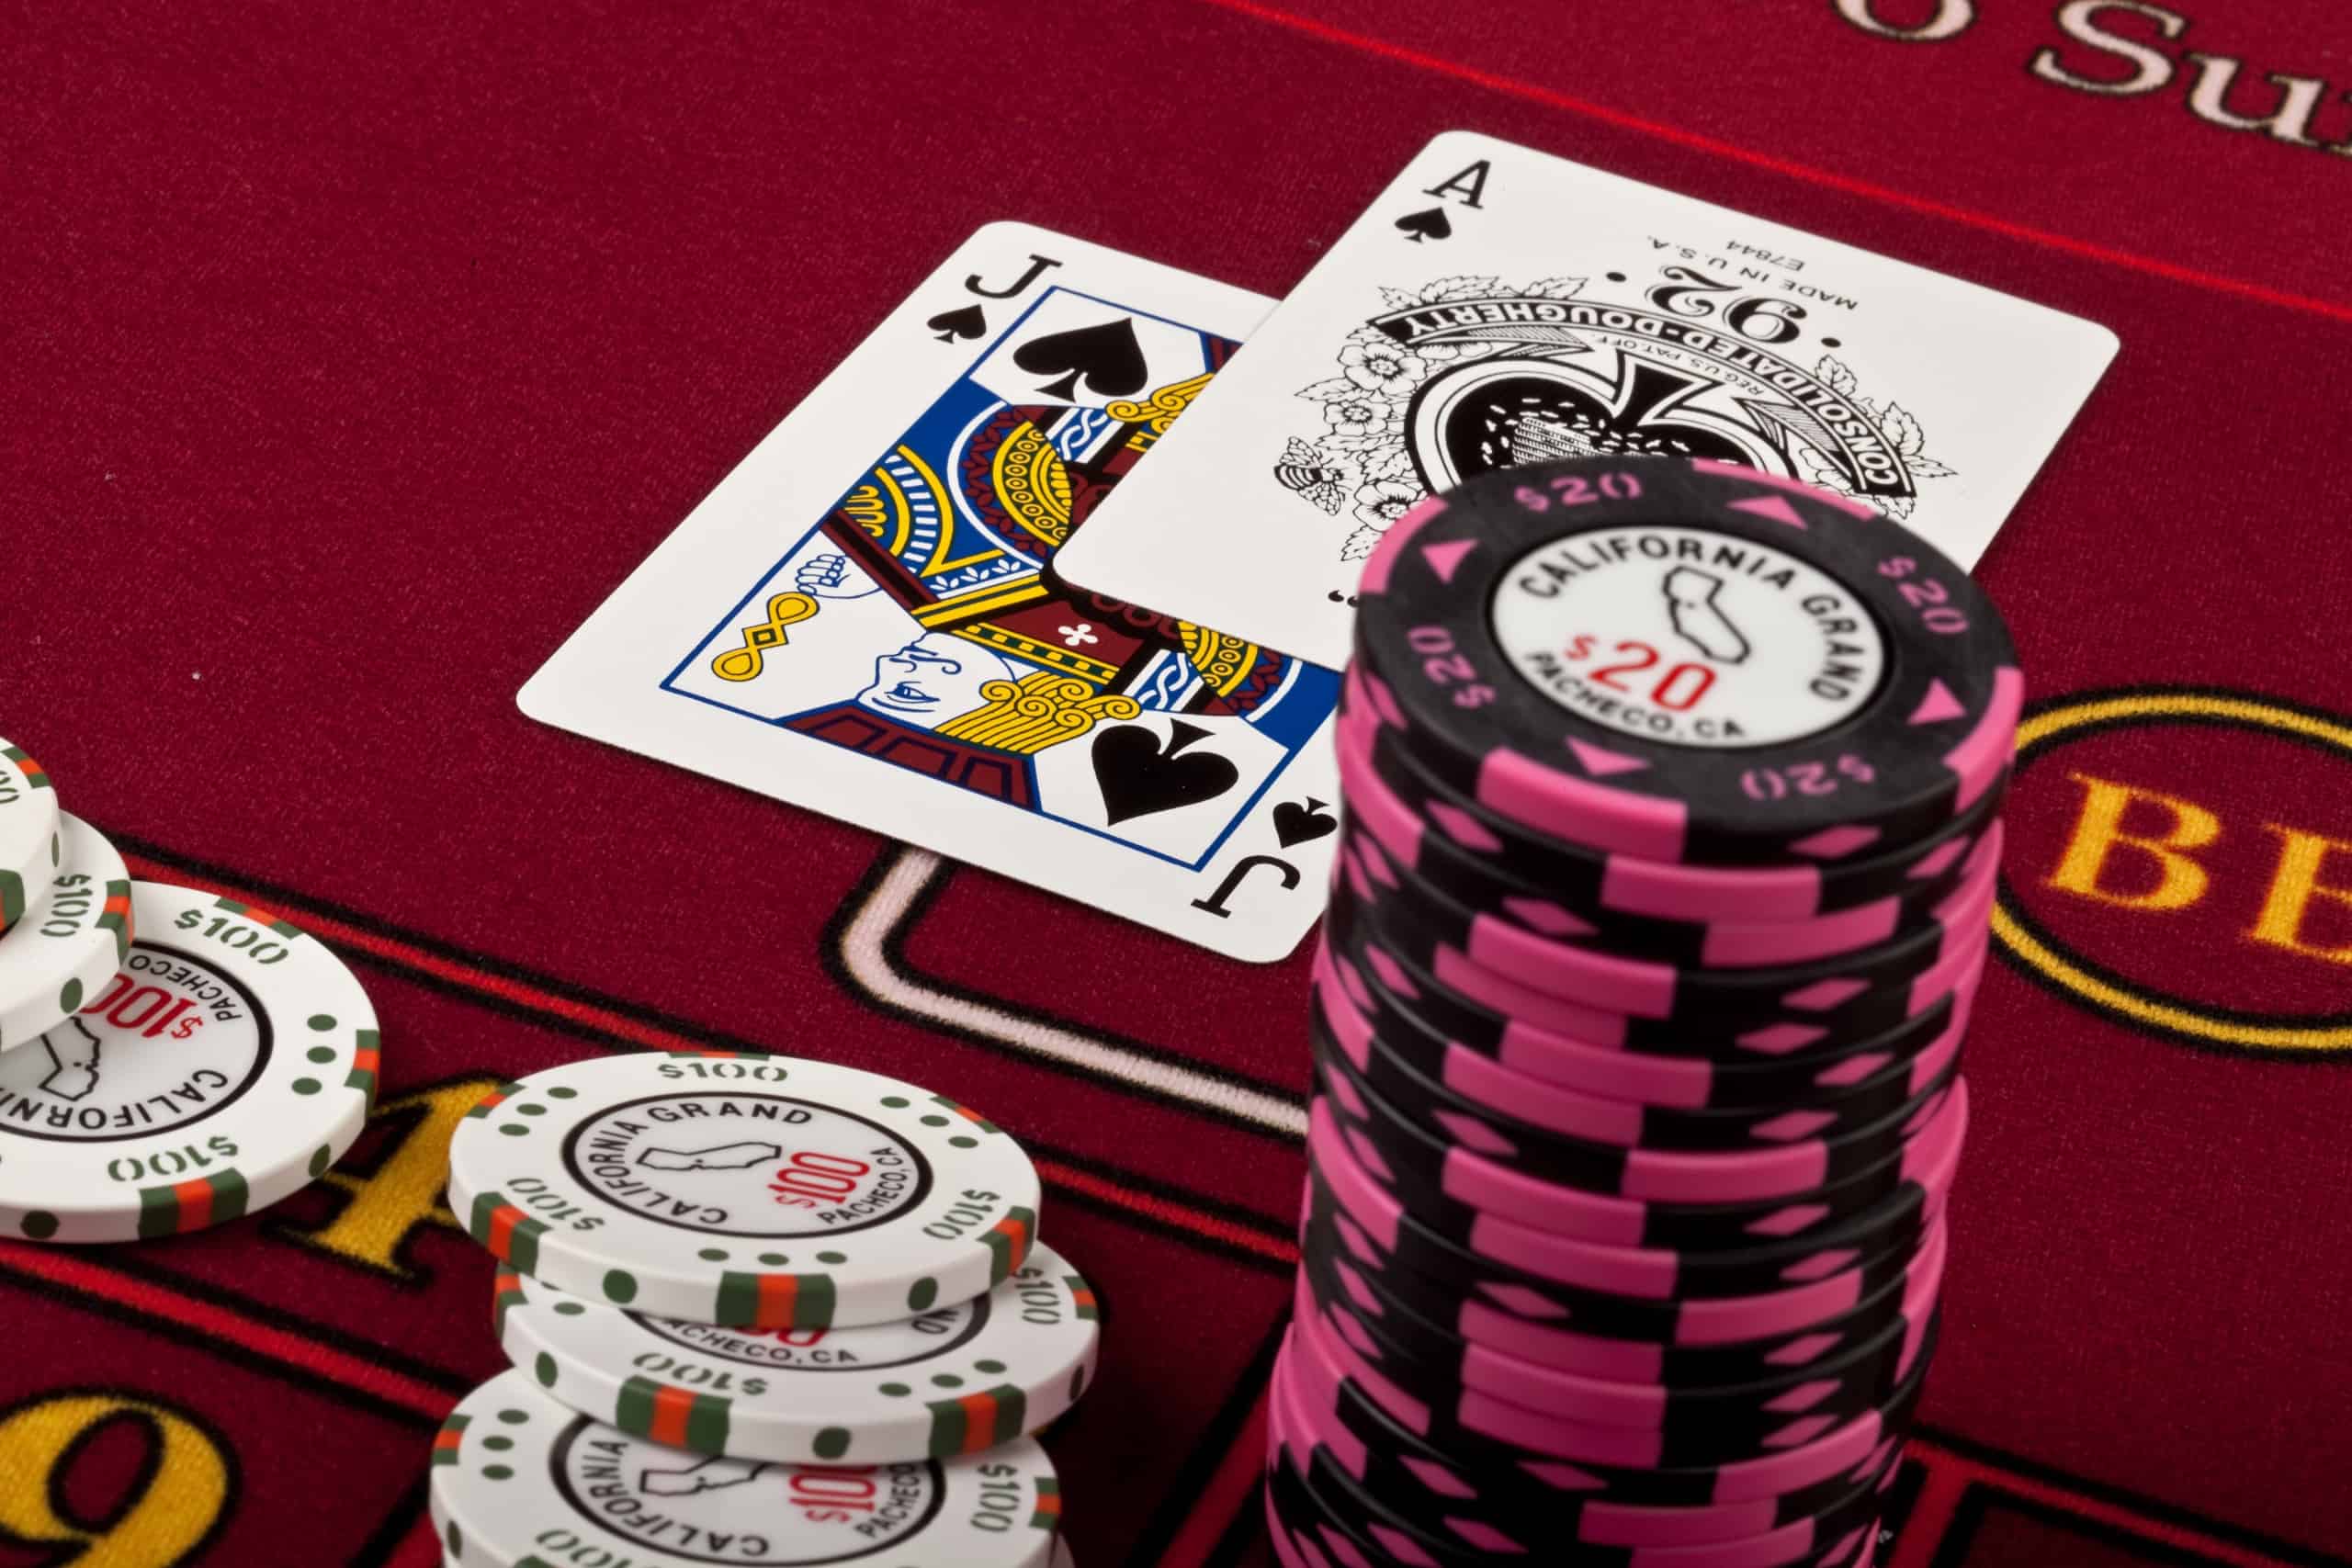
[1269,456,2020,1567]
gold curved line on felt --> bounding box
[2014,693,2352,754]
[1994,691,2352,1051]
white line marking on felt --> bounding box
[834,847,1308,1140]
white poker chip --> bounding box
[448,1052,1044,1329]
[493,1237,1099,1464]
[0,741,59,940]
[430,1369,1063,1568]
[0,815,131,1056]
[0,878,379,1243]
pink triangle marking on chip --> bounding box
[1320,1522,1378,1568]
[1478,1282,1570,1320]
[1908,835,1970,880]
[1730,493,1809,530]
[1761,1414,1840,1450]
[1782,1249,1860,1282]
[1764,1380,1839,1414]
[1399,1456,1476,1499]
[1341,1125,1397,1184]
[1782,977,1870,1011]
[1815,1053,1892,1088]
[1789,823,1881,861]
[1419,537,1479,585]
[1433,1109,1518,1157]
[1428,799,1505,853]
[1735,1021,1830,1055]
[1367,1524,1442,1567]
[1746,1203,1830,1237]
[1442,1519,1531,1553]
[1501,897,1595,938]
[1566,738,1648,777]
[1910,680,1966,725]
[1748,1108,1838,1141]
[1363,945,1419,1000]
[1764,1333,1841,1367]
[1518,1461,1607,1492]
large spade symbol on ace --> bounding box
[1013,317,1149,401]
[1091,720,1239,825]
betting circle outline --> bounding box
[447,1051,1043,1328]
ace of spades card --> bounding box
[1057,130,2120,670]
[518,223,1343,962]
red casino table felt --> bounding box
[8,3,2352,1565]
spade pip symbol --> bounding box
[1394,207,1452,243]
[927,305,988,343]
[1013,317,1148,401]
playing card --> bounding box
[518,224,1341,963]
[1056,130,2120,670]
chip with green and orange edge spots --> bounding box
[447,1049,1043,1329]
[489,1235,1097,1465]
[0,740,59,940]
[0,876,379,1243]
[430,1367,1065,1568]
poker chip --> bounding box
[1352,457,2019,867]
[1327,895,1981,1111]
[0,878,378,1243]
[0,741,59,940]
[1316,938,1973,1153]
[0,814,132,1056]
[1270,1321,1903,1564]
[447,1051,1044,1329]
[1306,1089,1955,1311]
[1267,457,2015,1553]
[1302,1199,1949,1387]
[429,1368,1062,1568]
[491,1237,1099,1464]
[1276,1317,1909,1551]
[1337,667,2008,930]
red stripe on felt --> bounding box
[431,1427,464,1455]
[1153,1382,1270,1568]
[1199,0,2352,330]
[389,1508,444,1568]
[1034,1159,1295,1265]
[1903,1437,2313,1568]
[0,1242,455,1420]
